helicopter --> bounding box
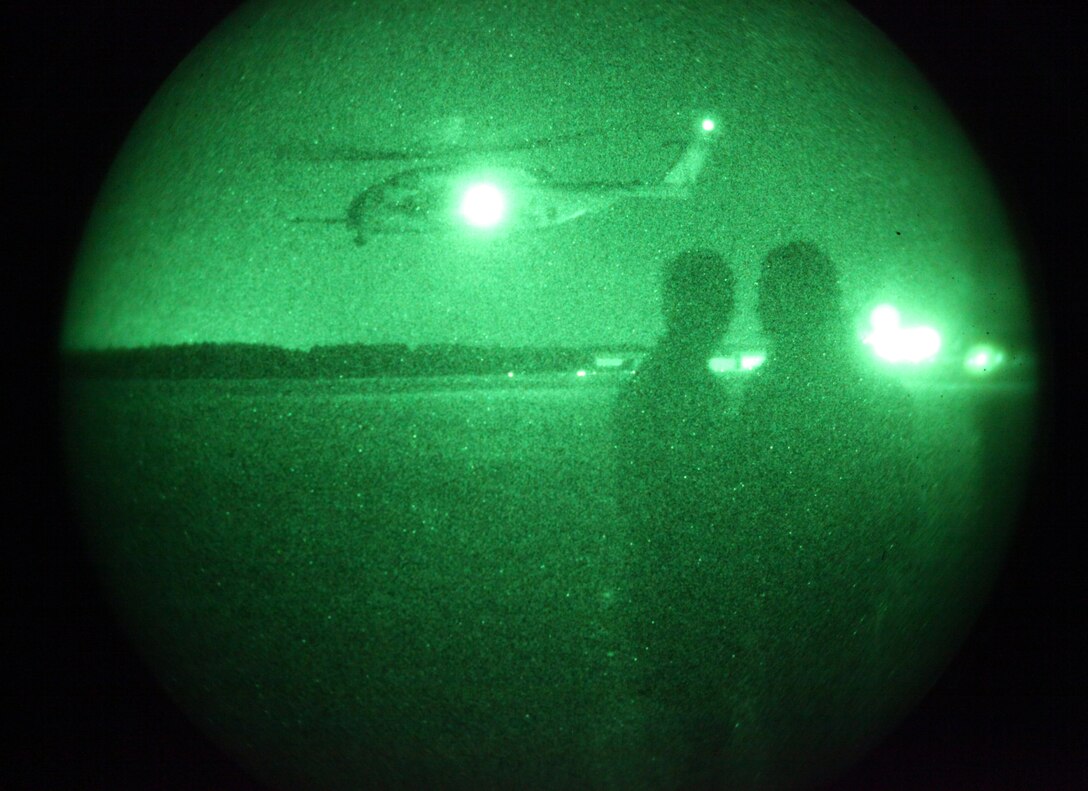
[281,118,718,246]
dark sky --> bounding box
[61,0,1030,351]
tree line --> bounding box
[61,342,643,379]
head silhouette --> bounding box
[660,248,735,347]
[758,241,846,348]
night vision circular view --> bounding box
[61,1,1039,789]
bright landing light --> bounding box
[460,183,507,228]
[701,118,715,132]
[864,304,941,364]
[740,353,766,371]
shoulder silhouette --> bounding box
[736,240,923,771]
[613,247,746,787]
[614,248,737,516]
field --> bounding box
[62,374,1036,790]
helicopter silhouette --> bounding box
[279,118,718,245]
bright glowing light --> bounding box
[870,304,900,332]
[964,344,1004,374]
[594,356,625,369]
[701,118,715,132]
[459,183,506,228]
[507,371,515,378]
[576,370,587,377]
[740,353,766,371]
[708,356,736,373]
[864,304,942,363]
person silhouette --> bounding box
[613,248,743,788]
[735,241,921,782]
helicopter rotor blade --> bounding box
[289,216,348,224]
[465,130,600,154]
[274,143,418,162]
[274,130,599,163]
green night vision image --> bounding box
[61,1,1039,789]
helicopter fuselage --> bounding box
[345,165,649,245]
[292,120,716,245]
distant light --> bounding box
[576,369,587,377]
[740,353,766,371]
[594,356,625,369]
[507,371,515,378]
[964,344,1004,375]
[701,118,715,132]
[708,356,736,373]
[864,304,942,364]
[460,183,506,228]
